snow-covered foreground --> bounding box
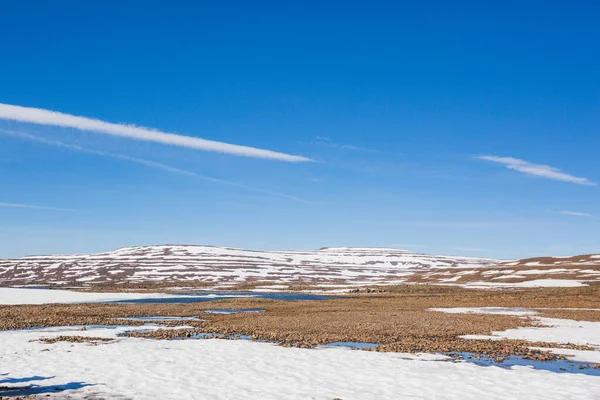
[1,324,599,400]
[0,287,256,305]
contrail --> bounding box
[0,103,311,162]
[0,202,76,212]
[1,129,313,204]
[1,129,198,177]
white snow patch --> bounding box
[0,287,255,305]
[433,307,600,352]
[528,347,600,364]
[492,318,600,347]
[460,279,586,289]
[518,269,571,275]
[0,287,177,305]
[491,274,527,280]
[429,307,538,317]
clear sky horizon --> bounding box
[1,1,598,259]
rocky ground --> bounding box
[1,284,599,363]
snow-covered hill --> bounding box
[1,245,598,289]
[0,245,498,287]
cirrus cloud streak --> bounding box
[0,129,312,204]
[555,211,594,218]
[0,202,76,212]
[477,156,596,186]
[0,103,311,162]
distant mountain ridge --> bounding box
[0,245,598,289]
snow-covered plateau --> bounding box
[1,245,598,289]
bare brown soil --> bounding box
[36,335,114,344]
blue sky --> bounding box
[1,1,598,259]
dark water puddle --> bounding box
[189,332,224,339]
[453,352,600,376]
[324,342,380,349]
[115,292,336,304]
[204,308,265,314]
[230,334,252,340]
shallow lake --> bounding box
[115,291,336,304]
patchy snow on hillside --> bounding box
[1,246,598,289]
[0,245,499,287]
[459,279,588,289]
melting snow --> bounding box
[432,307,600,352]
[0,324,598,399]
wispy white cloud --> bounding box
[0,202,75,212]
[1,129,312,204]
[0,103,311,162]
[477,155,596,186]
[1,129,197,177]
[313,137,378,153]
[554,211,594,218]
